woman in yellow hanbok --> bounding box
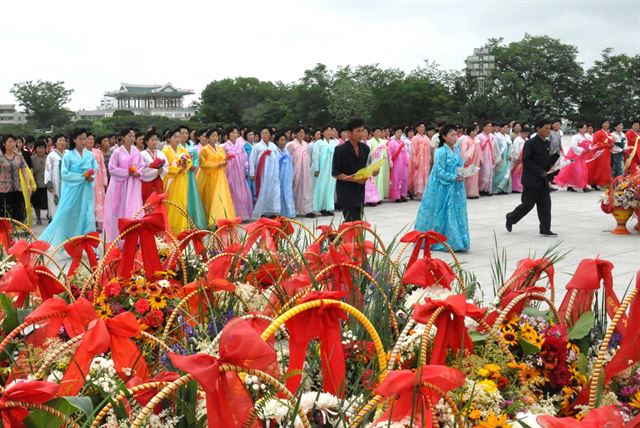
[19,167,37,227]
[196,129,235,226]
[162,129,192,234]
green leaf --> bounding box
[469,331,487,343]
[518,337,540,356]
[522,306,550,318]
[0,294,18,335]
[64,396,94,419]
[577,353,588,374]
[24,410,63,427]
[568,311,595,340]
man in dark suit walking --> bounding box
[506,119,557,236]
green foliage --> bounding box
[112,109,135,117]
[567,311,595,340]
[10,80,74,129]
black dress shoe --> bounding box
[591,185,600,191]
[549,187,558,192]
[395,199,403,203]
[567,187,577,192]
[582,187,591,192]
[540,231,558,236]
[401,197,408,202]
[320,210,334,216]
[305,212,316,218]
[506,216,513,232]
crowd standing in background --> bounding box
[0,117,638,250]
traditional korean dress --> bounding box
[249,140,281,218]
[460,135,482,198]
[241,137,255,198]
[586,129,614,186]
[222,140,253,220]
[477,132,494,194]
[184,142,207,229]
[285,139,313,215]
[140,148,169,203]
[91,148,107,227]
[44,149,63,218]
[40,148,97,247]
[196,144,236,225]
[18,168,36,226]
[104,145,145,243]
[388,137,409,200]
[368,137,390,199]
[625,129,640,174]
[414,145,469,252]
[510,136,525,192]
[162,144,191,234]
[278,147,296,218]
[491,133,513,194]
[409,133,431,198]
[554,136,590,189]
[364,140,381,204]
[311,138,337,212]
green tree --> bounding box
[328,67,374,125]
[484,35,583,120]
[10,80,74,129]
[288,63,334,126]
[578,49,640,123]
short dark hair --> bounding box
[630,119,640,126]
[599,118,609,127]
[464,125,477,135]
[415,121,426,128]
[53,133,66,142]
[205,129,219,138]
[436,120,446,128]
[392,125,403,133]
[612,120,623,128]
[120,127,136,138]
[143,130,158,143]
[292,126,305,134]
[576,122,587,130]
[480,120,492,128]
[521,126,531,134]
[68,128,88,150]
[346,118,365,132]
[535,119,551,130]
[438,124,457,147]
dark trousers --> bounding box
[506,185,551,233]
[342,206,362,222]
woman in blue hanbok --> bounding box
[312,126,338,216]
[250,128,281,218]
[491,123,513,194]
[414,124,469,252]
[40,129,98,247]
[275,132,295,218]
[180,126,207,229]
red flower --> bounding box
[134,299,150,314]
[105,280,123,297]
[142,310,164,328]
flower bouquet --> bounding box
[149,157,165,169]
[83,168,95,179]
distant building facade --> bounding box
[0,104,27,124]
[104,83,195,119]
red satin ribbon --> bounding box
[177,229,207,256]
[182,278,235,317]
[254,149,271,199]
[242,218,281,254]
[117,212,166,280]
[125,371,180,414]
[215,217,242,246]
[400,230,448,268]
[402,258,455,289]
[0,264,65,307]
[60,311,148,395]
[0,381,59,428]
[24,297,96,346]
[206,243,242,281]
[337,220,371,244]
[168,318,276,428]
[304,243,361,306]
[0,219,13,250]
[63,232,100,276]
[285,291,347,396]
[413,294,486,365]
[374,367,465,428]
[504,257,555,297]
[143,192,168,224]
[537,405,624,428]
[8,240,50,266]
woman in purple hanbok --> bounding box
[222,127,253,220]
[103,127,144,243]
[387,126,409,203]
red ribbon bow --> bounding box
[60,311,148,395]
[285,291,348,396]
[24,297,96,346]
[400,231,455,288]
[504,257,555,298]
[373,367,465,428]
[177,229,207,256]
[206,243,243,281]
[242,218,281,254]
[0,264,65,307]
[337,220,371,244]
[117,212,166,280]
[168,318,276,428]
[0,219,13,250]
[63,232,100,276]
[400,230,448,268]
[537,405,624,428]
[215,217,242,247]
[8,240,50,266]
[0,381,59,428]
[413,294,486,365]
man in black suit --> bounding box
[506,119,557,236]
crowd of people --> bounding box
[0,117,637,249]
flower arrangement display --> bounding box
[0,204,639,427]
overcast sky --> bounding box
[2,0,638,110]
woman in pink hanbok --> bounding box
[222,127,253,220]
[510,127,529,193]
[460,125,482,198]
[86,133,107,231]
[103,128,145,243]
[554,122,591,191]
[364,136,381,206]
[388,126,409,203]
[285,126,314,217]
[409,122,431,198]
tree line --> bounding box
[3,34,638,136]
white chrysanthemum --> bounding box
[258,397,291,423]
[299,391,341,425]
[403,286,454,311]
[158,279,171,289]
[232,282,270,312]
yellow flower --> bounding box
[148,294,167,310]
[477,379,498,394]
[520,366,544,386]
[520,322,535,337]
[501,315,519,331]
[630,391,640,409]
[485,363,501,376]
[468,408,482,420]
[522,329,543,348]
[477,368,490,378]
[96,304,112,319]
[501,328,518,346]
[475,411,512,428]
